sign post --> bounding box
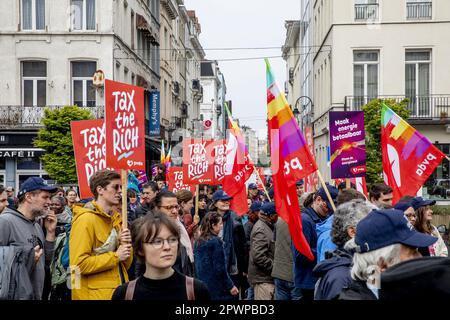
[71,119,111,199]
[105,79,145,230]
[329,111,366,179]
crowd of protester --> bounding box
[0,165,449,301]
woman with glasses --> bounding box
[194,212,239,300]
[155,191,195,277]
[112,212,210,300]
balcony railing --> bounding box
[345,95,450,120]
[355,3,379,21]
[407,2,432,19]
[0,105,105,128]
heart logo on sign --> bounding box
[127,160,134,167]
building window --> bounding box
[71,61,96,107]
[131,11,135,49]
[22,61,46,106]
[405,50,431,116]
[353,50,378,108]
[355,0,378,21]
[22,0,45,30]
[71,0,95,31]
[407,0,432,20]
[424,144,449,200]
[124,67,129,83]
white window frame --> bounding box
[21,61,47,106]
[353,50,379,106]
[71,0,95,31]
[71,61,96,107]
[405,50,432,116]
[21,0,45,31]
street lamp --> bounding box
[292,96,314,131]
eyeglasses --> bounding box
[405,213,417,218]
[146,236,179,249]
[159,205,180,211]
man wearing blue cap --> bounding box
[292,183,338,300]
[247,183,259,201]
[243,201,261,300]
[0,177,58,299]
[248,202,278,300]
[211,190,246,299]
[296,180,304,198]
[339,209,437,300]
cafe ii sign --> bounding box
[0,150,43,158]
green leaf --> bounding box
[33,106,95,184]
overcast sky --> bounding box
[184,0,301,139]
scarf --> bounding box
[176,218,194,262]
[222,211,237,274]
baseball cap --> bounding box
[411,197,436,210]
[18,177,58,197]
[250,201,262,212]
[212,190,233,202]
[248,183,258,190]
[355,209,437,253]
[296,180,304,186]
[316,184,339,211]
[260,202,277,216]
[394,201,414,212]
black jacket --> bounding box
[380,256,450,300]
[313,249,353,300]
[339,280,377,300]
[134,202,153,218]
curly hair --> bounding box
[331,199,375,248]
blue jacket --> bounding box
[316,215,337,263]
[292,206,326,289]
[312,248,353,300]
[194,236,235,300]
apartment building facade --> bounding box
[0,0,161,189]
[159,0,204,146]
[286,0,450,200]
[200,60,226,139]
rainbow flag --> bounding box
[266,59,317,261]
[164,146,172,169]
[160,140,166,164]
[381,104,445,203]
[222,103,254,215]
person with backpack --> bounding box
[0,177,58,300]
[48,223,71,300]
[70,170,133,300]
[112,212,210,300]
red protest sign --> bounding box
[182,139,214,184]
[212,139,227,185]
[105,79,145,170]
[256,167,266,190]
[167,167,196,194]
[71,119,113,199]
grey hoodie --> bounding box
[0,207,55,300]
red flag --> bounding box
[266,59,317,261]
[222,106,254,215]
[381,104,445,203]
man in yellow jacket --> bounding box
[70,170,133,300]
